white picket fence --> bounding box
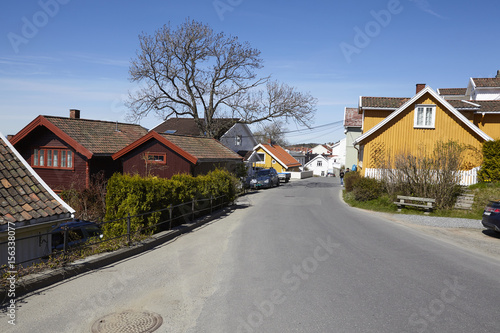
[364,167,479,186]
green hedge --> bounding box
[103,169,238,237]
[478,140,500,182]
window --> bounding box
[317,161,323,167]
[272,159,276,164]
[414,105,436,128]
[256,152,265,163]
[33,148,73,169]
[145,153,166,164]
[235,135,242,146]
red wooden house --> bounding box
[10,110,148,192]
[112,131,243,178]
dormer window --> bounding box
[414,105,436,129]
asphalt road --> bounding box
[2,177,500,332]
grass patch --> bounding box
[343,182,500,220]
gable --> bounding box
[355,87,492,147]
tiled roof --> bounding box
[360,97,410,109]
[259,143,301,168]
[45,116,148,155]
[344,107,362,127]
[447,100,480,109]
[152,118,239,139]
[473,100,500,112]
[438,88,467,95]
[472,78,500,88]
[0,133,74,227]
[159,134,243,161]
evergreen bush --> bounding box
[478,140,500,182]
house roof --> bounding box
[471,77,500,88]
[354,87,493,146]
[447,100,500,112]
[1,132,74,228]
[359,97,410,109]
[112,131,242,163]
[159,133,242,161]
[255,143,301,169]
[11,115,148,158]
[437,88,467,96]
[344,107,362,127]
[151,118,240,139]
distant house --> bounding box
[310,144,331,155]
[0,132,75,265]
[343,107,362,170]
[112,131,243,178]
[304,154,330,177]
[10,109,148,192]
[253,143,301,173]
[330,138,347,170]
[151,117,257,157]
[354,82,500,185]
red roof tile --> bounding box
[438,88,467,95]
[472,78,500,88]
[1,133,74,227]
[344,107,362,127]
[360,97,410,109]
[259,144,301,168]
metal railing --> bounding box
[0,194,230,269]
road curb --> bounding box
[1,206,233,304]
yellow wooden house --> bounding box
[253,143,301,173]
[353,85,500,185]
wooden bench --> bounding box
[394,195,435,215]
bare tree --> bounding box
[127,19,316,137]
[253,120,289,146]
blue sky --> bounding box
[1,0,499,144]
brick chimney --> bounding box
[70,109,80,119]
[496,70,500,78]
[416,84,426,93]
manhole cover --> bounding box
[91,310,163,333]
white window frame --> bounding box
[256,152,266,164]
[235,135,242,146]
[414,104,436,129]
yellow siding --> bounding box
[253,147,286,172]
[362,110,393,133]
[362,95,485,171]
[474,114,500,140]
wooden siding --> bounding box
[120,139,192,178]
[362,110,393,133]
[474,114,500,140]
[13,126,89,191]
[253,147,286,173]
[361,95,485,172]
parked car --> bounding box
[250,168,280,189]
[482,200,500,233]
[278,172,291,183]
[51,219,103,251]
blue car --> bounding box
[51,219,103,251]
[482,200,500,234]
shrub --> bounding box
[478,140,500,182]
[344,171,361,192]
[103,169,238,238]
[352,177,383,201]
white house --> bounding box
[310,144,331,155]
[330,138,347,170]
[304,154,330,177]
